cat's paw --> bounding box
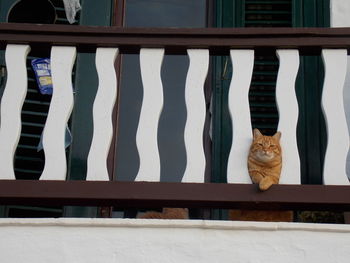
[249,171,264,184]
[259,178,274,191]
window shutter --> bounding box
[245,0,292,135]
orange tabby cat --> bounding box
[230,129,292,222]
[248,128,282,191]
[137,208,189,219]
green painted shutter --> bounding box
[246,0,293,135]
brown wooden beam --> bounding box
[1,23,350,55]
[0,180,349,211]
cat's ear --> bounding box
[253,128,263,139]
[273,131,281,141]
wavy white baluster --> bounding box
[87,48,119,181]
[135,48,164,182]
[227,50,254,184]
[40,46,76,180]
[182,49,209,183]
[321,49,349,185]
[276,49,301,184]
[0,45,30,180]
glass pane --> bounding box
[126,0,206,27]
[115,0,207,182]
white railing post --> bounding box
[321,49,350,185]
[86,48,119,181]
[135,48,165,182]
[0,44,30,180]
[276,49,301,184]
[227,50,254,184]
[40,46,76,180]
[182,49,209,183]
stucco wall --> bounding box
[331,0,350,27]
[0,218,349,263]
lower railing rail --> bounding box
[0,181,349,211]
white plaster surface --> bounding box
[0,218,350,263]
[330,0,350,27]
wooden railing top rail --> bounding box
[1,23,350,55]
[0,180,349,211]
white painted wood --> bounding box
[87,48,119,181]
[321,49,349,185]
[182,49,209,183]
[135,48,164,181]
[0,44,30,180]
[40,46,76,180]
[276,49,301,184]
[227,50,254,184]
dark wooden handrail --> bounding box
[1,23,350,55]
[0,180,349,211]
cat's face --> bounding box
[250,129,281,162]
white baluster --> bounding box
[135,48,164,181]
[227,50,254,184]
[321,49,349,185]
[276,49,301,184]
[87,48,119,181]
[0,44,30,180]
[40,46,76,180]
[182,49,209,183]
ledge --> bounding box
[0,217,350,232]
[1,218,350,263]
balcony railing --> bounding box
[0,23,350,212]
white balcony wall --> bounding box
[0,219,349,263]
